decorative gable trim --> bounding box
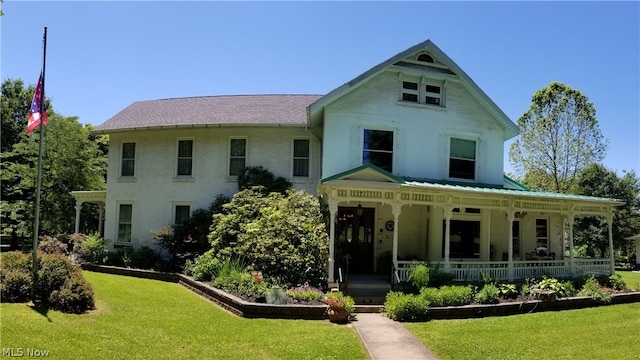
[321,163,405,184]
[307,39,519,140]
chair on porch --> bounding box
[525,252,532,261]
[548,252,556,260]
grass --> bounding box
[406,303,640,360]
[617,270,640,290]
[0,271,367,360]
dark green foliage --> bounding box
[475,284,500,304]
[420,285,473,307]
[384,291,430,322]
[427,265,455,288]
[0,252,95,313]
[237,166,292,194]
[533,276,576,298]
[574,164,640,257]
[608,273,626,291]
[0,270,32,302]
[183,250,221,281]
[49,271,95,314]
[154,196,229,269]
[497,283,519,299]
[37,235,68,255]
[209,188,329,288]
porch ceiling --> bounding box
[71,190,106,204]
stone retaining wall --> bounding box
[81,264,640,321]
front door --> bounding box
[336,207,375,274]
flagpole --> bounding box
[31,26,47,303]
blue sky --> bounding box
[2,1,639,176]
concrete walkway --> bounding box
[352,313,439,360]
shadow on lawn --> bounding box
[27,302,52,322]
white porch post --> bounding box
[507,210,515,281]
[328,198,338,283]
[444,207,453,272]
[74,202,83,234]
[98,203,104,236]
[391,202,402,271]
[607,211,615,274]
[567,209,575,275]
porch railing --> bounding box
[395,258,612,282]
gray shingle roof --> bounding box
[94,94,323,133]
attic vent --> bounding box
[417,53,434,63]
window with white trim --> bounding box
[535,219,549,250]
[363,129,393,173]
[229,138,246,177]
[400,78,444,107]
[449,138,476,180]
[512,220,521,258]
[121,142,135,177]
[293,139,310,177]
[177,140,193,176]
[174,205,191,227]
[117,204,132,243]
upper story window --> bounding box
[293,139,310,177]
[449,138,476,180]
[400,78,444,107]
[363,129,393,173]
[177,140,193,176]
[229,138,247,177]
[121,142,135,177]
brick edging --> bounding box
[81,264,327,320]
[81,264,640,320]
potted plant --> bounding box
[325,291,355,323]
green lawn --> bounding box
[617,270,640,290]
[0,271,367,360]
[407,302,640,360]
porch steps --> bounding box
[344,276,392,306]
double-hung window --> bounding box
[363,129,393,173]
[400,78,444,107]
[536,219,549,250]
[121,142,135,177]
[177,140,193,176]
[449,138,476,180]
[293,139,310,177]
[174,205,191,227]
[229,138,246,177]
[117,204,133,243]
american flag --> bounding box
[26,72,47,135]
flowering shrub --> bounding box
[325,291,355,316]
[286,284,324,303]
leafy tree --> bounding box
[510,82,608,193]
[153,195,230,269]
[573,164,640,257]
[237,166,292,194]
[1,78,107,236]
[208,188,329,288]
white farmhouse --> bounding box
[74,40,622,283]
